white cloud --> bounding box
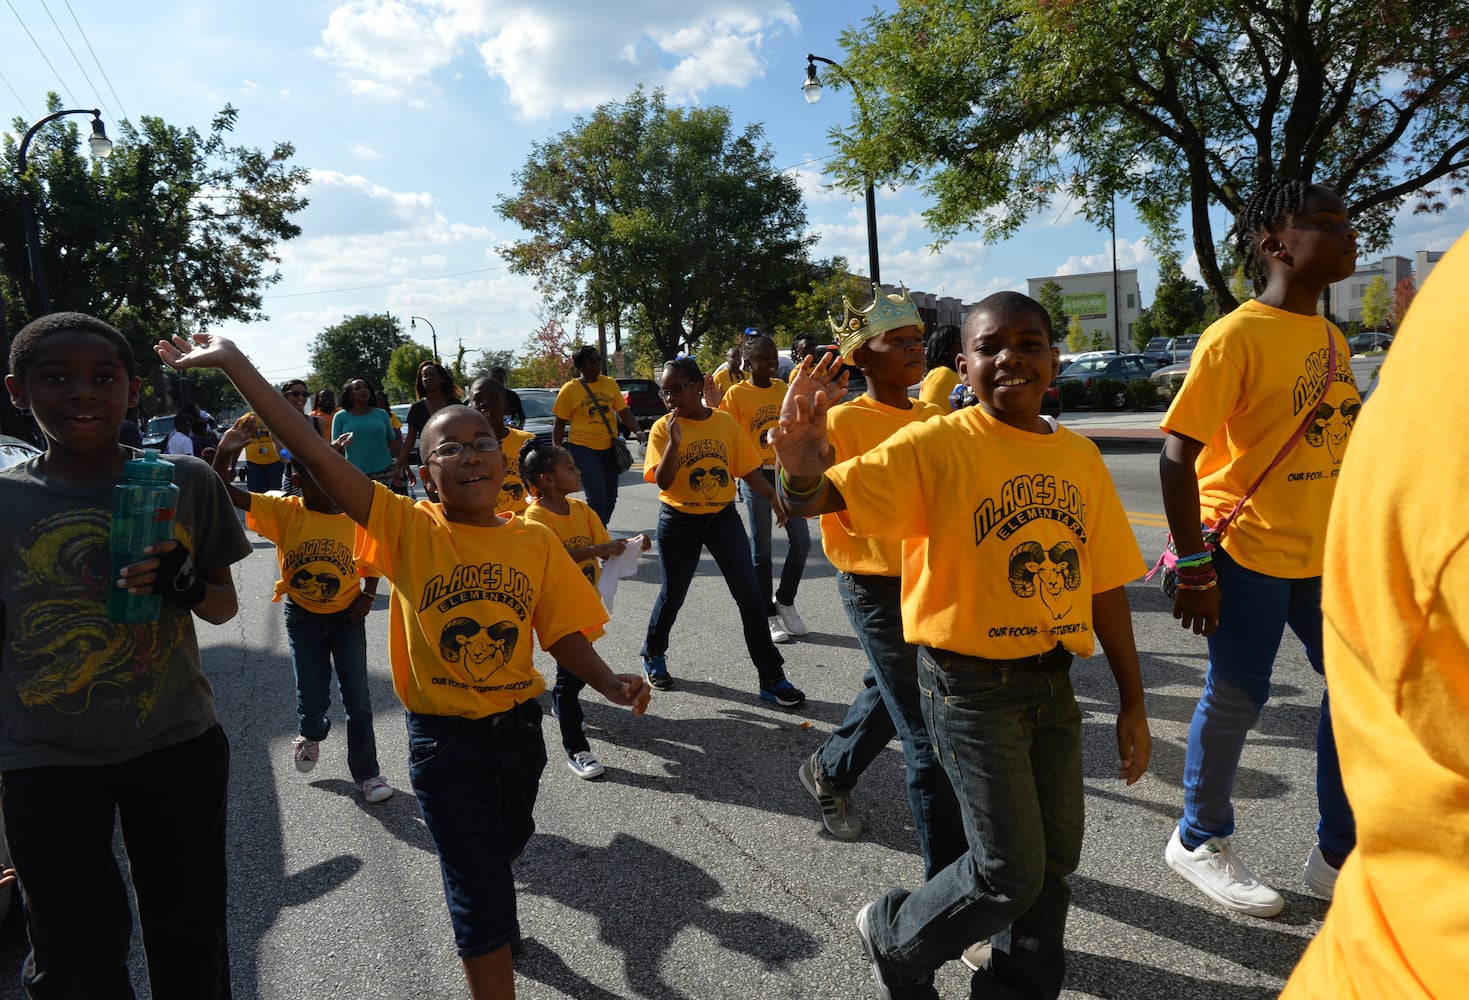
[316,0,799,117]
[241,79,260,93]
[1053,236,1154,278]
[353,144,382,159]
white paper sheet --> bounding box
[598,534,645,613]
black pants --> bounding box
[3,725,232,1000]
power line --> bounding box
[0,69,33,120]
[37,0,113,121]
[64,0,127,121]
[262,263,511,300]
[4,0,80,108]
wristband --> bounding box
[155,542,208,609]
[776,467,825,502]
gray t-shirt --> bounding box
[0,452,251,770]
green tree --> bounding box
[1151,254,1208,337]
[1066,315,1086,352]
[384,341,434,403]
[1132,308,1156,350]
[1,96,308,436]
[1035,280,1070,345]
[468,349,519,381]
[1360,275,1392,330]
[827,2,1469,313]
[778,256,871,342]
[308,314,407,395]
[497,88,816,360]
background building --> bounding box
[1025,270,1142,350]
[1325,255,1414,326]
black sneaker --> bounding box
[759,679,806,707]
[854,901,938,1000]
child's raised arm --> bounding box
[1092,586,1151,785]
[157,335,376,526]
[770,354,849,517]
[210,421,255,512]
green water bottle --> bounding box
[107,449,180,623]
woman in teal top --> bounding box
[331,377,397,483]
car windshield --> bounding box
[146,416,174,435]
[519,392,555,419]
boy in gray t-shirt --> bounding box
[0,312,250,999]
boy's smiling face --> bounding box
[6,329,140,455]
[419,407,506,523]
[957,307,1060,431]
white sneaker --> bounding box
[567,751,605,780]
[1302,844,1340,899]
[1164,827,1284,917]
[775,602,809,636]
[356,775,393,803]
[768,615,793,644]
[292,736,320,774]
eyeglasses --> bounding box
[283,390,308,399]
[658,383,696,398]
[428,436,500,460]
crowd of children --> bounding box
[0,178,1417,1000]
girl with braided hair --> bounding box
[1159,180,1363,917]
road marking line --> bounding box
[1127,511,1170,528]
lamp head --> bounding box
[802,59,822,104]
[88,115,112,158]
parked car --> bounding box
[140,414,177,450]
[1055,353,1160,407]
[1150,360,1191,401]
[516,388,558,450]
[1166,334,1201,362]
[1057,349,1118,367]
[616,377,664,430]
[1142,336,1174,366]
[0,433,41,471]
[1041,383,1062,419]
[1348,332,1393,354]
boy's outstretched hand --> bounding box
[155,332,241,373]
[771,353,848,478]
[598,674,651,717]
[1115,703,1151,785]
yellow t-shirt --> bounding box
[711,367,747,397]
[496,427,536,515]
[718,378,787,468]
[240,412,279,465]
[918,367,959,410]
[245,492,366,614]
[552,375,627,450]
[821,395,944,576]
[1161,299,1359,577]
[1280,234,1469,1000]
[356,483,608,718]
[643,409,759,512]
[827,406,1144,659]
[523,497,610,588]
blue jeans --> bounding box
[869,646,1081,1000]
[642,502,786,688]
[245,460,282,494]
[2,725,232,1000]
[284,600,382,784]
[567,442,619,526]
[552,663,590,756]
[1179,548,1355,858]
[407,702,546,958]
[739,469,811,610]
[816,573,966,879]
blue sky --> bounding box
[5,0,1466,385]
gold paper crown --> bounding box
[829,284,925,359]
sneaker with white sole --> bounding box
[798,752,861,840]
[567,751,605,780]
[758,679,806,707]
[854,901,938,1000]
[1302,844,1340,899]
[768,614,793,644]
[641,655,674,690]
[292,736,320,774]
[1164,827,1284,916]
[357,775,393,803]
[775,602,809,636]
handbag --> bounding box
[1151,322,1337,597]
[579,378,634,473]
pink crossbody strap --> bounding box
[1212,320,1338,537]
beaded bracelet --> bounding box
[1175,577,1218,591]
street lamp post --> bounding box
[15,108,113,313]
[410,316,439,363]
[802,54,880,287]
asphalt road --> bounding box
[0,451,1330,999]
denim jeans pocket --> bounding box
[408,734,444,767]
[925,651,1007,702]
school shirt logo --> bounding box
[1007,541,1081,620]
[283,537,354,604]
[420,561,535,684]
